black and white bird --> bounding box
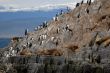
[88,0,91,5]
[25,29,28,36]
[81,0,84,5]
[76,3,80,7]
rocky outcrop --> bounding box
[1,0,110,73]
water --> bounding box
[0,38,11,48]
[0,8,67,48]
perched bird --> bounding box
[81,0,84,5]
[25,29,28,36]
[76,3,80,7]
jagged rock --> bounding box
[1,0,110,73]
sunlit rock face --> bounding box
[0,0,110,73]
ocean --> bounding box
[0,38,11,48]
[0,8,67,48]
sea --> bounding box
[0,8,67,48]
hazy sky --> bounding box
[0,0,95,12]
[0,0,81,8]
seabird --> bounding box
[76,3,80,7]
[81,0,84,5]
[25,29,28,36]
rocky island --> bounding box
[0,0,110,73]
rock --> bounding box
[1,0,110,72]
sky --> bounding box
[0,0,81,7]
[0,0,89,12]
